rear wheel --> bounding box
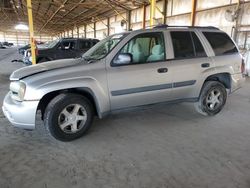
[195,81,227,116]
[44,93,94,141]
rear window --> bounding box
[203,32,238,56]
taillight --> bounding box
[241,58,245,74]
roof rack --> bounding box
[153,24,219,30]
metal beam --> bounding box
[39,0,69,33]
[104,0,128,23]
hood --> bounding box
[10,58,82,80]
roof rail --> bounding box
[153,24,220,30]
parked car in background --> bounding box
[18,44,30,55]
[2,26,245,141]
[2,42,14,47]
[18,41,44,55]
[23,38,99,64]
[0,42,6,49]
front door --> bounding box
[106,32,173,110]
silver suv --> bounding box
[2,25,245,141]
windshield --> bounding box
[82,33,128,60]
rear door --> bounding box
[169,30,213,100]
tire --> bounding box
[44,93,94,141]
[195,81,227,116]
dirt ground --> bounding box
[0,48,250,188]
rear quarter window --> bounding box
[203,32,238,56]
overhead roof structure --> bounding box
[0,0,146,34]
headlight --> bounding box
[27,51,31,57]
[10,81,26,101]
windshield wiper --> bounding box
[82,56,97,63]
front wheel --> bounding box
[195,81,227,116]
[44,94,94,141]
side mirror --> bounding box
[113,53,132,65]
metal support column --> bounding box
[150,0,156,27]
[77,27,79,38]
[163,0,168,24]
[94,22,96,38]
[127,10,131,31]
[107,17,110,36]
[84,25,87,38]
[26,0,36,64]
[142,4,146,29]
[16,32,18,46]
[191,0,197,26]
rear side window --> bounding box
[171,31,195,59]
[61,41,76,50]
[203,32,238,56]
[171,31,206,59]
[191,32,207,57]
[79,41,91,50]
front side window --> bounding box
[60,41,76,50]
[79,41,91,50]
[203,32,238,56]
[113,32,165,65]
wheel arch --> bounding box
[204,72,231,89]
[197,72,232,98]
[37,87,102,120]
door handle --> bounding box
[201,63,210,68]
[157,68,168,73]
